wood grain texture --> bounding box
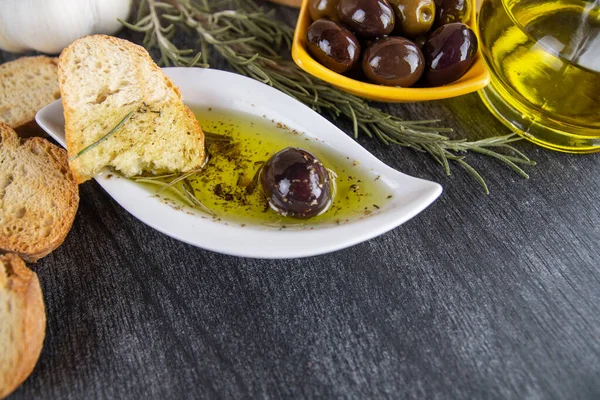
[3,3,600,399]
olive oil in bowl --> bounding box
[142,109,392,228]
[478,0,600,152]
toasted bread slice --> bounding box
[0,123,79,262]
[0,253,46,398]
[58,35,205,184]
[0,56,60,129]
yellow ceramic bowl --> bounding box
[291,0,490,102]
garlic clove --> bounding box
[92,0,133,36]
[0,0,132,54]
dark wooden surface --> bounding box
[3,3,600,399]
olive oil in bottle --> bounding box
[478,0,600,152]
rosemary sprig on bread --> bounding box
[58,35,206,184]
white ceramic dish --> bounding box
[36,68,442,258]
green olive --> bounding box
[309,0,340,21]
[389,0,436,38]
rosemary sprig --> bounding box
[182,178,217,216]
[69,111,134,161]
[135,177,197,207]
[123,0,535,193]
[155,168,203,194]
[134,173,216,215]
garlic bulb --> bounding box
[0,0,132,54]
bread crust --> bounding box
[0,253,46,398]
[0,123,79,262]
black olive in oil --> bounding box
[149,109,392,226]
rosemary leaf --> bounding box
[156,168,204,194]
[135,178,196,207]
[69,111,134,161]
[456,159,489,194]
[182,179,217,216]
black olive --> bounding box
[435,0,471,26]
[337,0,395,39]
[260,148,332,219]
[422,22,477,86]
[309,0,340,21]
[306,19,361,73]
[362,37,425,86]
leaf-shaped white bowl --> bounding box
[36,68,442,258]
